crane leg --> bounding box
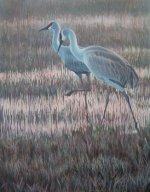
[78,73,91,91]
[101,90,110,124]
[79,74,84,86]
[64,74,91,96]
[84,91,89,124]
[85,73,92,91]
[121,91,139,133]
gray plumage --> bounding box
[59,28,139,132]
[39,22,91,95]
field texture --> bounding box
[0,0,150,191]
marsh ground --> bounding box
[0,0,150,191]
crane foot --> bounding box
[64,90,74,96]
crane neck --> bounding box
[69,30,83,61]
[51,25,61,53]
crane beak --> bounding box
[57,32,63,53]
[39,22,53,32]
[39,26,48,32]
[57,39,64,53]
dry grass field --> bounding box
[0,0,150,191]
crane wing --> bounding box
[84,48,129,88]
[61,47,90,75]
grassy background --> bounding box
[0,0,150,191]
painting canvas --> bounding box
[0,0,150,191]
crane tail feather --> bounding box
[127,65,139,89]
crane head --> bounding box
[39,22,54,32]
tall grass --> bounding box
[0,15,149,72]
[0,0,150,191]
[0,12,149,132]
[1,0,149,20]
[0,127,150,191]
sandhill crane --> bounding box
[39,22,91,96]
[58,28,139,131]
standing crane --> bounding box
[39,21,91,96]
[58,28,139,131]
